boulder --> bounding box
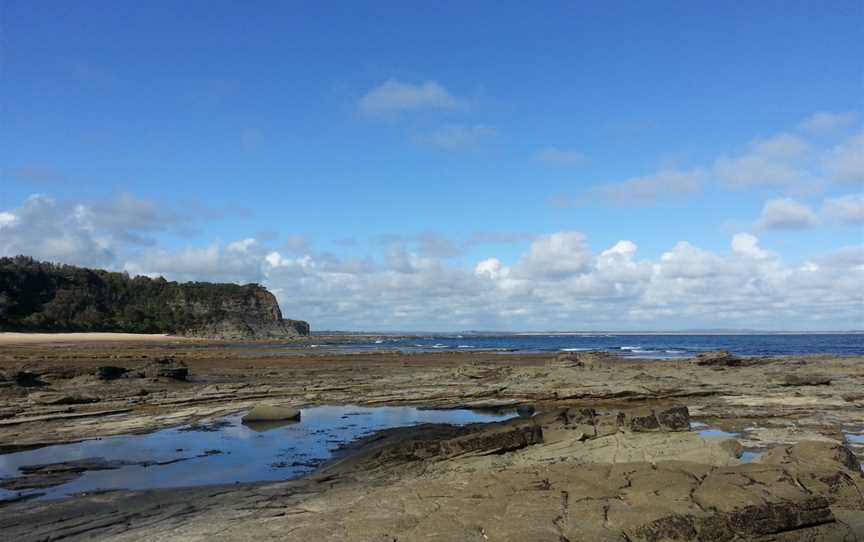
[242,405,301,423]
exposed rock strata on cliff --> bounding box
[0,256,309,339]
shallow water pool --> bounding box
[0,405,516,501]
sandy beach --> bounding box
[0,332,185,345]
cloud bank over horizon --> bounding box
[2,191,861,332]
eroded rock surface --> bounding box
[1,408,859,541]
[0,343,862,540]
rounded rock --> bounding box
[241,405,301,423]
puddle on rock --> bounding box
[845,432,864,445]
[693,423,762,462]
[697,428,740,439]
[0,405,516,502]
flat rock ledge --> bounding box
[0,405,861,541]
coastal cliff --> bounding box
[0,256,309,339]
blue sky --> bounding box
[1,1,863,330]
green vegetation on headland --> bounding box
[0,256,309,338]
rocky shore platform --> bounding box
[0,341,862,540]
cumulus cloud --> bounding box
[822,193,864,225]
[598,170,703,206]
[0,195,116,267]
[731,233,771,259]
[516,232,592,278]
[414,124,496,150]
[536,147,586,166]
[824,132,864,183]
[358,80,460,116]
[2,193,862,330]
[757,198,819,230]
[0,212,18,229]
[799,111,859,135]
[125,240,268,284]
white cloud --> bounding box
[824,132,864,183]
[799,111,859,135]
[0,195,115,267]
[599,170,703,206]
[757,198,819,230]
[0,212,18,229]
[714,133,818,191]
[516,232,592,279]
[2,193,862,330]
[536,147,586,166]
[731,233,771,259]
[822,193,864,225]
[474,258,508,280]
[414,124,496,150]
[358,80,460,116]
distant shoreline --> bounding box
[315,331,864,336]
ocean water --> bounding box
[309,333,864,359]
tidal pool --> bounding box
[0,405,516,501]
[693,424,762,463]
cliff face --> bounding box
[168,285,310,339]
[0,256,310,339]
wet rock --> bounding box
[28,392,100,405]
[0,458,137,490]
[616,406,691,433]
[379,421,543,462]
[96,366,130,380]
[515,404,535,417]
[694,351,741,367]
[622,407,661,432]
[144,357,189,381]
[655,405,691,431]
[556,351,618,367]
[242,405,301,423]
[782,373,832,386]
[12,371,45,388]
[179,419,233,432]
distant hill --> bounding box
[0,256,309,339]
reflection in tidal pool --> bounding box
[0,405,516,501]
